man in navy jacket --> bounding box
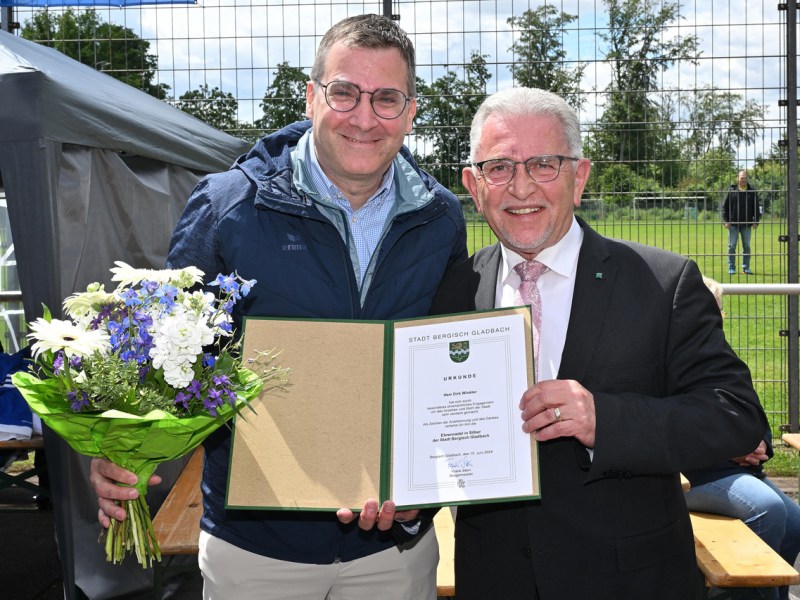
[90,14,466,599]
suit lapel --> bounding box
[558,220,615,381]
[473,243,502,311]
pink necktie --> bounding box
[514,260,548,378]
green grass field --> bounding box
[465,214,797,474]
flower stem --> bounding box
[102,494,160,568]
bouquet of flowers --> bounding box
[12,262,287,568]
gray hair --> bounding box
[469,88,582,164]
[310,14,416,98]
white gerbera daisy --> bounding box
[63,286,116,320]
[110,261,204,289]
[27,318,111,360]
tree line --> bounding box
[22,0,786,214]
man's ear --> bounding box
[305,81,315,119]
[572,159,592,207]
[463,167,482,213]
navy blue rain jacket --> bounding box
[167,120,467,563]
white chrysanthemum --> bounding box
[110,261,205,289]
[27,318,111,360]
[63,287,116,320]
[149,313,214,388]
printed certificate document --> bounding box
[226,308,539,511]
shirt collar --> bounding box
[500,217,584,284]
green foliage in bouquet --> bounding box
[13,262,288,568]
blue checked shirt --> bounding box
[306,135,395,287]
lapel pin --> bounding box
[595,272,605,279]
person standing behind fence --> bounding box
[723,170,760,275]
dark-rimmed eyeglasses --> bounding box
[315,80,411,120]
[474,155,579,185]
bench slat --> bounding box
[434,509,455,597]
[0,435,44,450]
[690,511,800,587]
[153,447,204,555]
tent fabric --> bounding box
[0,30,251,599]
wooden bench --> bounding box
[0,434,48,498]
[691,511,800,594]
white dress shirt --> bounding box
[495,218,584,381]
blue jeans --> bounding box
[685,474,800,599]
[728,224,753,270]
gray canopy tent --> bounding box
[0,30,251,599]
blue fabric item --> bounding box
[0,347,33,439]
[0,0,193,6]
[167,120,467,565]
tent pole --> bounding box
[1,7,14,33]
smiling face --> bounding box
[306,42,416,203]
[463,113,591,260]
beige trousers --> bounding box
[198,527,439,600]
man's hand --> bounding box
[336,499,420,532]
[723,222,730,229]
[520,379,596,448]
[89,457,161,528]
[732,440,769,467]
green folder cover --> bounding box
[226,307,539,511]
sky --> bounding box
[7,0,792,162]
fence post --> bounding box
[785,0,799,432]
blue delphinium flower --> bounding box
[53,352,65,375]
[68,390,90,412]
[187,379,203,399]
[174,390,192,410]
[210,273,241,299]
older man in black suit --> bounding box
[429,87,767,599]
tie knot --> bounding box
[514,260,548,283]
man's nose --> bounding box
[348,94,379,127]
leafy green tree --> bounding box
[256,62,308,133]
[22,9,169,99]
[415,52,492,190]
[507,5,586,110]
[174,84,239,133]
[679,86,765,157]
[591,0,699,169]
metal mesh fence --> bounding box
[1,0,797,430]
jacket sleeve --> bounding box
[721,189,732,222]
[167,176,224,276]
[588,259,767,478]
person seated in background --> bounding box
[0,343,34,465]
[683,277,800,600]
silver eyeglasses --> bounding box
[315,80,411,120]
[474,155,579,185]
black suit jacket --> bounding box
[430,218,767,600]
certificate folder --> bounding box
[226,307,540,511]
